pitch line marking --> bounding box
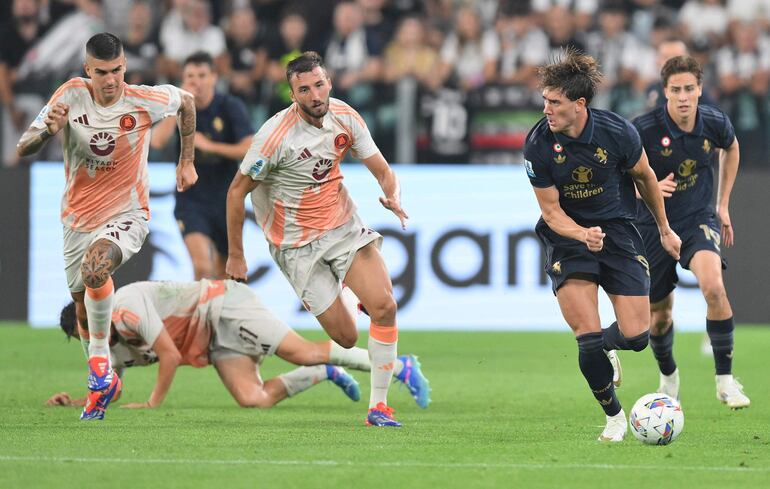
[0,455,768,473]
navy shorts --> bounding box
[536,219,650,296]
[639,211,725,303]
[174,201,228,256]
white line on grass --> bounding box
[0,455,767,473]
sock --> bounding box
[278,365,327,397]
[649,323,677,375]
[707,317,734,375]
[577,332,621,416]
[84,277,114,361]
[368,323,397,409]
[77,321,90,359]
[602,322,649,351]
[328,342,371,371]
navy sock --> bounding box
[649,323,677,376]
[707,317,734,375]
[603,322,649,352]
[577,332,621,416]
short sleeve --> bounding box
[620,119,643,170]
[346,109,379,160]
[239,115,283,181]
[31,79,78,129]
[523,145,553,188]
[137,84,182,123]
[112,292,164,348]
[226,96,255,141]
[715,110,736,149]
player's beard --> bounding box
[299,98,329,119]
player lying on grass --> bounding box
[46,279,430,414]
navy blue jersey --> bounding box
[176,92,254,205]
[633,104,735,225]
[524,108,643,224]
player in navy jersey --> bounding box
[632,55,749,409]
[524,49,681,442]
[152,52,254,280]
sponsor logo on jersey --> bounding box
[297,147,313,161]
[89,131,116,156]
[74,113,90,125]
[248,159,264,177]
[703,139,712,154]
[594,147,608,165]
[120,114,137,131]
[572,166,593,183]
[34,105,50,125]
[312,159,334,181]
[334,133,350,149]
[524,159,536,177]
[213,116,223,133]
[661,136,672,157]
[678,159,696,177]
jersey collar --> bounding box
[663,104,703,139]
[553,108,595,146]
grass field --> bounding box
[1,324,768,489]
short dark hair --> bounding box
[184,51,214,70]
[661,55,703,87]
[286,51,325,84]
[86,32,123,60]
[60,302,78,340]
[537,48,603,104]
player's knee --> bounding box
[236,394,275,408]
[628,330,650,352]
[365,295,397,325]
[81,263,111,289]
[650,311,673,335]
[333,330,359,349]
[81,245,117,289]
[702,283,727,307]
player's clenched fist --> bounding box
[584,226,605,252]
[44,102,69,135]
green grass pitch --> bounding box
[1,324,769,488]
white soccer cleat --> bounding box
[605,350,622,388]
[716,375,750,409]
[598,409,627,442]
[658,368,680,400]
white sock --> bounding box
[368,324,397,409]
[329,342,371,371]
[279,365,327,397]
[84,278,114,361]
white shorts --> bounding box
[269,214,382,316]
[63,211,149,293]
[209,282,291,364]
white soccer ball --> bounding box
[628,393,684,445]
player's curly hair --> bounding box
[286,51,326,83]
[661,55,703,88]
[537,47,603,104]
[59,302,78,340]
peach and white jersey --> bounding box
[239,97,379,248]
[109,280,228,369]
[32,78,181,231]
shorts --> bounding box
[208,282,291,364]
[174,200,228,256]
[639,211,725,303]
[269,214,383,316]
[536,218,650,296]
[63,211,149,293]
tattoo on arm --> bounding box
[178,94,195,161]
[80,240,122,289]
[16,127,53,157]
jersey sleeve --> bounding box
[346,109,380,160]
[226,96,255,141]
[715,110,736,149]
[133,84,182,124]
[619,118,643,170]
[112,291,164,348]
[523,144,553,188]
[239,115,283,181]
[30,79,79,130]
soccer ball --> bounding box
[628,393,684,445]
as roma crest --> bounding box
[334,133,350,149]
[120,114,137,131]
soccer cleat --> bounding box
[598,409,627,442]
[80,371,122,421]
[658,368,680,400]
[326,365,360,401]
[394,354,431,408]
[605,350,622,389]
[366,402,402,427]
[716,375,750,409]
[86,356,114,392]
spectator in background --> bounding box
[437,5,499,91]
[726,0,770,30]
[495,2,548,89]
[358,0,394,58]
[123,1,161,86]
[223,6,269,105]
[383,16,440,90]
[266,11,308,112]
[531,0,598,33]
[627,0,679,42]
[158,0,226,81]
[678,0,729,48]
[542,5,585,61]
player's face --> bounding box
[289,66,332,121]
[542,88,584,135]
[182,62,217,104]
[84,54,126,105]
[664,72,702,120]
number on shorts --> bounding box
[699,224,721,250]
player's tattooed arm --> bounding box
[175,91,198,191]
[81,239,122,289]
[16,102,69,157]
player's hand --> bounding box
[44,102,69,136]
[718,206,734,248]
[584,226,605,252]
[659,173,677,198]
[176,159,198,192]
[226,255,248,283]
[45,392,72,406]
[193,132,214,152]
[660,227,682,260]
[379,195,409,230]
[121,401,153,409]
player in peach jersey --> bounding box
[16,33,198,420]
[46,280,427,410]
[226,52,430,427]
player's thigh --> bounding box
[316,298,359,348]
[274,329,328,366]
[212,354,267,405]
[688,249,725,291]
[183,232,215,265]
[555,278,601,336]
[81,213,149,286]
[607,293,650,337]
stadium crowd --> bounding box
[2,0,770,166]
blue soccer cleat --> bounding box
[80,356,122,421]
[365,402,402,427]
[394,354,431,409]
[326,365,361,401]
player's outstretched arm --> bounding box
[16,102,69,157]
[532,185,605,252]
[361,152,409,229]
[175,90,198,192]
[122,329,181,409]
[225,172,260,282]
[717,139,740,247]
[629,150,681,260]
[45,392,86,407]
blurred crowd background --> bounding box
[3,0,770,167]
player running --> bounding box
[633,55,749,409]
[16,32,198,420]
[524,49,681,442]
[47,280,428,411]
[226,51,429,427]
